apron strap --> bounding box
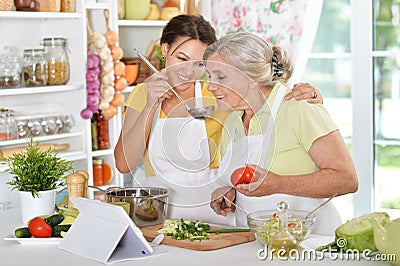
[259,84,287,165]
[194,81,203,108]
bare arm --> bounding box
[236,130,358,198]
[114,105,157,173]
[114,73,173,173]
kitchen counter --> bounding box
[0,207,391,266]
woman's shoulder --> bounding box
[125,83,148,111]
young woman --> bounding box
[205,32,358,234]
[114,15,323,224]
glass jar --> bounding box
[61,0,75,12]
[0,46,22,89]
[96,112,109,150]
[42,37,70,85]
[23,49,48,87]
[0,109,18,141]
[92,158,104,186]
[118,0,125,19]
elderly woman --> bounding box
[114,15,323,225]
[206,32,358,234]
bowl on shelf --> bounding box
[247,209,316,245]
[123,64,139,86]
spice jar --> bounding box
[42,37,70,85]
[91,115,98,150]
[0,46,22,89]
[23,48,48,87]
[0,109,18,141]
[92,158,104,187]
[61,0,75,12]
[96,112,109,150]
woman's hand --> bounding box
[145,70,173,107]
[285,83,323,104]
[234,164,280,197]
[210,186,236,216]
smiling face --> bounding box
[162,37,208,92]
[205,53,253,112]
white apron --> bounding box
[218,84,341,235]
[146,81,235,226]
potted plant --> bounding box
[5,138,73,224]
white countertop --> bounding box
[0,206,391,266]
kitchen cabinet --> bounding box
[0,0,124,190]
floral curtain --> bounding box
[210,0,324,83]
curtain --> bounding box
[210,0,324,84]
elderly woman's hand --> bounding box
[235,164,280,197]
[285,83,323,104]
[210,186,236,216]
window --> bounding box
[302,0,400,220]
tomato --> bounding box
[28,217,52,238]
[230,165,258,186]
[288,222,296,228]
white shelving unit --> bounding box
[0,0,124,189]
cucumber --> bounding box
[44,214,64,226]
[51,224,72,237]
[15,227,32,238]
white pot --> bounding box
[19,190,56,225]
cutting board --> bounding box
[141,224,256,251]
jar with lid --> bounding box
[61,0,75,12]
[0,109,18,141]
[42,37,70,85]
[96,112,109,150]
[23,49,48,87]
[92,158,104,187]
[0,46,22,89]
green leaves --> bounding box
[5,138,73,198]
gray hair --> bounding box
[203,32,293,86]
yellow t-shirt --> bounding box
[221,83,338,175]
[124,83,230,176]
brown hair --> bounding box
[160,15,217,47]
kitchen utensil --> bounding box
[150,233,164,247]
[134,48,215,119]
[105,187,168,227]
[304,193,337,220]
[0,143,70,159]
[222,195,248,215]
[141,224,255,251]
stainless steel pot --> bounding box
[105,187,168,227]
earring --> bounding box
[161,55,165,60]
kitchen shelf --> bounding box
[118,20,168,27]
[0,131,83,147]
[85,3,109,10]
[0,84,83,96]
[0,11,81,19]
[91,149,114,157]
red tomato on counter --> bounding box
[28,217,52,238]
[230,165,258,186]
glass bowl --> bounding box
[247,209,316,245]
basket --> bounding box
[121,57,163,84]
[0,0,13,11]
[36,0,61,12]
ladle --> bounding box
[304,193,337,220]
[134,49,215,119]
